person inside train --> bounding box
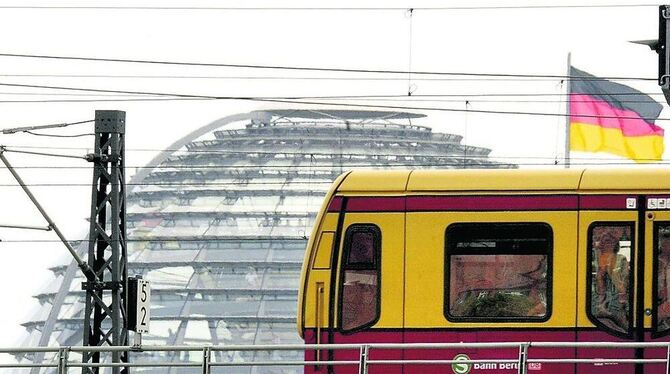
[341,231,378,330]
[593,231,630,332]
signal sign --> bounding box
[128,277,150,333]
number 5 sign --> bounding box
[128,277,150,333]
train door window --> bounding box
[655,223,670,335]
[587,223,633,336]
[445,223,552,321]
[339,224,381,332]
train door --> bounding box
[325,208,405,374]
[576,208,636,374]
[641,198,670,373]
[577,196,670,374]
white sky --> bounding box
[0,0,665,347]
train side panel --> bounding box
[404,205,578,374]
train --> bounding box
[297,168,670,374]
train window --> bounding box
[445,223,552,322]
[655,223,670,335]
[339,224,381,332]
[587,223,633,337]
[313,231,335,269]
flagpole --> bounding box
[564,52,571,169]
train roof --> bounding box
[336,168,670,193]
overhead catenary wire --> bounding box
[0,81,666,122]
[0,238,310,243]
[0,87,667,100]
[0,92,667,104]
[0,53,656,81]
[4,163,670,187]
[0,74,650,82]
[0,96,668,105]
[1,147,87,160]
[2,144,668,161]
[0,162,581,169]
[0,162,649,169]
[23,131,94,138]
[0,119,94,134]
[0,144,665,163]
[0,97,213,104]
[0,4,658,11]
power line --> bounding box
[0,81,667,121]
[1,147,87,160]
[0,159,660,169]
[0,238,310,243]
[0,96,665,105]
[0,95,667,106]
[347,98,667,104]
[0,162,548,170]
[0,87,666,100]
[23,131,94,138]
[0,4,657,11]
[0,53,655,81]
[0,92,147,96]
[0,146,490,159]
[0,119,94,134]
[0,97,211,104]
[0,163,547,170]
[0,144,656,160]
[0,144,655,162]
[301,92,670,97]
[3,164,670,187]
[0,182,350,187]
[3,151,665,169]
[0,74,631,82]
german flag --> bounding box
[570,66,665,162]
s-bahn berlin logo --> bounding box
[451,353,543,372]
[452,354,472,374]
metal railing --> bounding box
[4,341,670,374]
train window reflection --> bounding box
[445,223,552,321]
[346,231,375,266]
[340,224,381,332]
[588,224,633,335]
[341,270,378,330]
[656,224,670,334]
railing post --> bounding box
[517,343,528,374]
[57,348,70,374]
[202,346,211,374]
[358,345,369,374]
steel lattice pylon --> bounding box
[82,110,129,374]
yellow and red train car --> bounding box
[298,169,670,373]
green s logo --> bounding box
[452,354,472,374]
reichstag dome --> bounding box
[17,109,514,372]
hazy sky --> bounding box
[0,0,665,347]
